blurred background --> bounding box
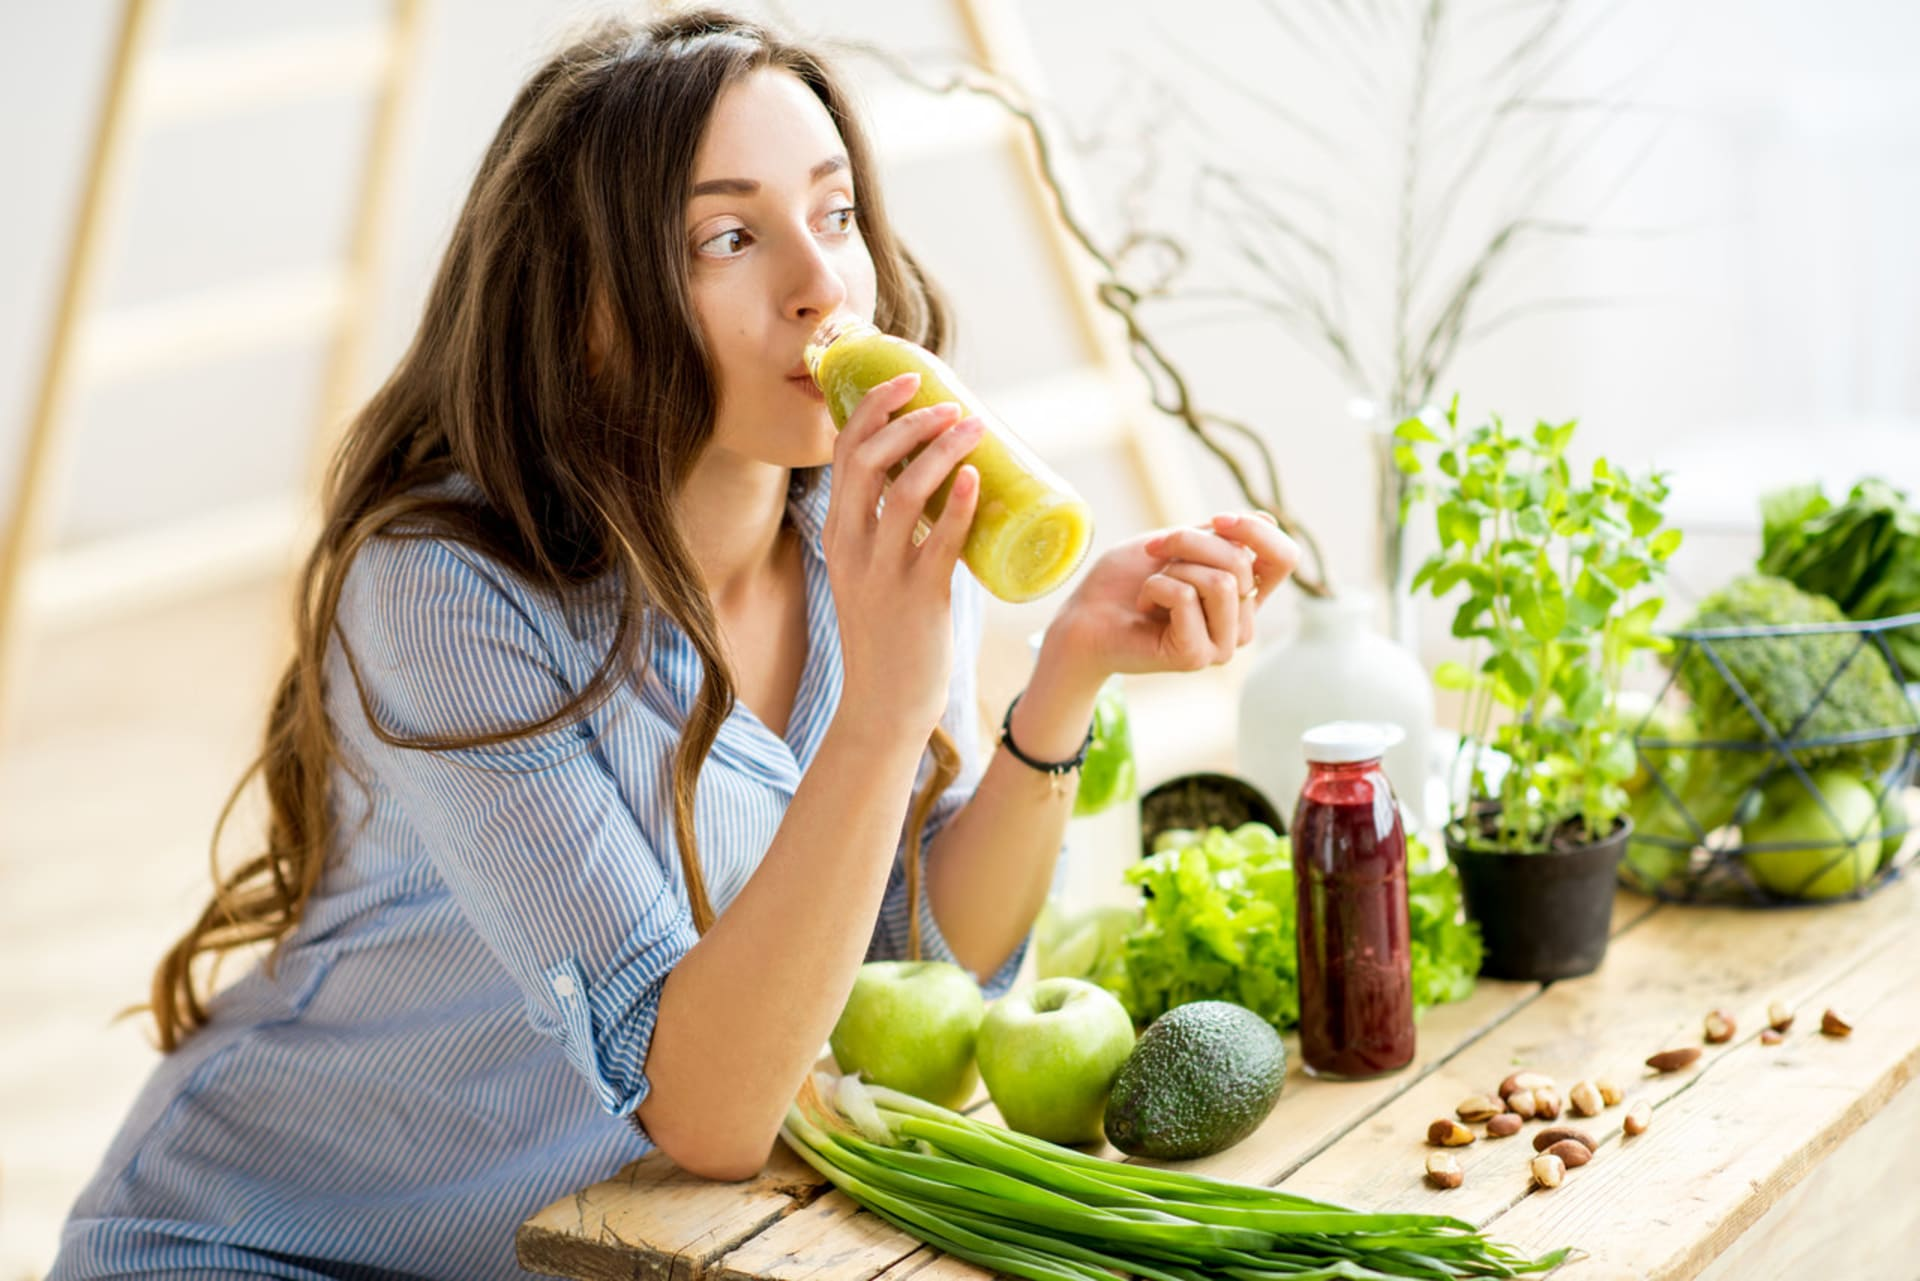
[3,0,1916,1273]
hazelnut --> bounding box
[1821,1009,1853,1038]
[1704,1009,1737,1044]
[1531,1126,1598,1154]
[1533,1086,1564,1121]
[1768,1001,1795,1033]
[1569,1081,1603,1117]
[1486,1112,1524,1138]
[1760,1028,1785,1046]
[1456,1094,1503,1124]
[1427,1118,1475,1147]
[1596,1078,1624,1107]
[1425,1152,1464,1190]
[1530,1152,1565,1189]
[1646,1047,1702,1073]
[1506,1088,1538,1120]
[1545,1138,1592,1169]
[1624,1101,1652,1136]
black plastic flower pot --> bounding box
[1445,819,1631,982]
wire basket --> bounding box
[1621,609,1920,905]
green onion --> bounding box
[782,1074,1569,1280]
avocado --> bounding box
[1102,1000,1287,1160]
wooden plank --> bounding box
[1477,878,1920,1278]
[306,0,428,490]
[710,1189,922,1281]
[140,23,394,123]
[0,0,159,735]
[26,493,306,628]
[1272,873,1920,1246]
[516,1142,825,1281]
[83,267,347,380]
[1691,1075,1920,1281]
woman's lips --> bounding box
[788,374,826,402]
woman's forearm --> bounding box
[636,713,928,1180]
[925,635,1107,980]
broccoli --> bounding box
[1653,574,1913,838]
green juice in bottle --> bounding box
[804,318,1094,603]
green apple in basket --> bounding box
[1741,769,1881,900]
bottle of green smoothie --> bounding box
[804,318,1094,603]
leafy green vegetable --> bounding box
[784,1073,1571,1280]
[1072,680,1136,818]
[1663,574,1914,835]
[1759,477,1920,680]
[1408,863,1483,1009]
[1394,400,1679,852]
[1100,822,1481,1032]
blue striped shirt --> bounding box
[51,467,1027,1280]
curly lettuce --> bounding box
[1100,823,1481,1032]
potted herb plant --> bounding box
[1393,400,1682,980]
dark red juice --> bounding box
[1292,757,1414,1078]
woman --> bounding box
[51,11,1294,1280]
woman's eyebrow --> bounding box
[690,154,848,198]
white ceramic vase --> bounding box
[1236,593,1436,831]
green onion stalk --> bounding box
[781,1074,1570,1281]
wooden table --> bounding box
[517,876,1920,1281]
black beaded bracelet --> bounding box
[998,693,1094,792]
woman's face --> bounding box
[686,67,878,469]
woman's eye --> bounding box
[822,205,857,235]
[698,227,750,258]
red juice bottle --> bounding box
[1291,722,1415,1078]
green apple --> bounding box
[1878,782,1912,870]
[976,978,1135,1144]
[1035,905,1139,985]
[829,960,984,1110]
[1741,769,1880,900]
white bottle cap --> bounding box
[1301,720,1406,764]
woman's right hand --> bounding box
[822,372,981,736]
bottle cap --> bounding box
[1301,720,1405,764]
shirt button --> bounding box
[551,974,576,999]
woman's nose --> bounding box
[784,235,848,323]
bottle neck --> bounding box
[802,316,877,380]
[1306,757,1383,777]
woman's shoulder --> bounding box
[338,473,597,660]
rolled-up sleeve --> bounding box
[333,534,696,1122]
[866,569,1031,998]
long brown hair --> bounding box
[150,9,957,1051]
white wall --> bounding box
[1014,0,1920,628]
[6,0,1916,594]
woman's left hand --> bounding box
[1044,512,1299,683]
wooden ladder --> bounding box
[0,0,427,729]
